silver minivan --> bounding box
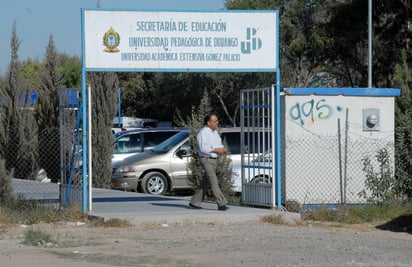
[112,128,183,164]
[111,128,242,195]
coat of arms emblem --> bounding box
[103,27,120,53]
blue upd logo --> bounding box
[241,28,262,54]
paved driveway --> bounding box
[12,178,301,224]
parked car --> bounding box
[231,149,274,188]
[246,149,273,184]
[112,116,158,134]
[230,164,243,193]
[67,128,183,173]
[111,128,243,195]
[112,128,184,164]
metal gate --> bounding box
[59,89,83,207]
[240,85,280,208]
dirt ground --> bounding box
[1,218,411,267]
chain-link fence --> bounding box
[59,89,83,208]
[285,131,394,207]
[5,89,84,207]
[6,125,62,203]
[5,88,399,209]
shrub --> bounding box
[23,229,55,246]
[0,158,14,206]
[175,91,234,201]
[359,148,396,204]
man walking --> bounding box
[189,112,229,211]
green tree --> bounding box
[323,0,373,87]
[18,52,80,90]
[282,0,338,87]
[176,90,234,199]
[117,69,272,127]
[35,33,65,183]
[58,54,81,88]
[1,22,39,180]
[118,72,154,118]
[175,90,212,189]
[373,0,411,87]
[204,72,273,126]
[87,72,118,188]
[226,0,335,87]
[226,0,411,88]
[394,49,412,199]
[0,158,14,206]
[394,49,411,116]
[152,72,206,122]
[319,0,412,88]
[21,58,42,91]
[360,148,395,204]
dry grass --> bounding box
[91,217,132,228]
[0,200,132,228]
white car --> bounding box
[231,149,274,191]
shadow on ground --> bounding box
[376,214,412,234]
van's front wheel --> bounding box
[141,172,168,195]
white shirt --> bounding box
[197,126,223,158]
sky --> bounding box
[0,0,226,76]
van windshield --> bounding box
[152,131,189,153]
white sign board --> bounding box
[82,9,278,72]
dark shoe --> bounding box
[189,203,202,209]
[218,205,229,211]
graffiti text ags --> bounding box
[289,99,343,126]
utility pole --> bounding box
[368,0,372,88]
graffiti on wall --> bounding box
[289,98,343,127]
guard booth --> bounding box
[240,85,282,209]
[239,86,400,209]
[282,87,400,208]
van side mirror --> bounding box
[176,149,187,159]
